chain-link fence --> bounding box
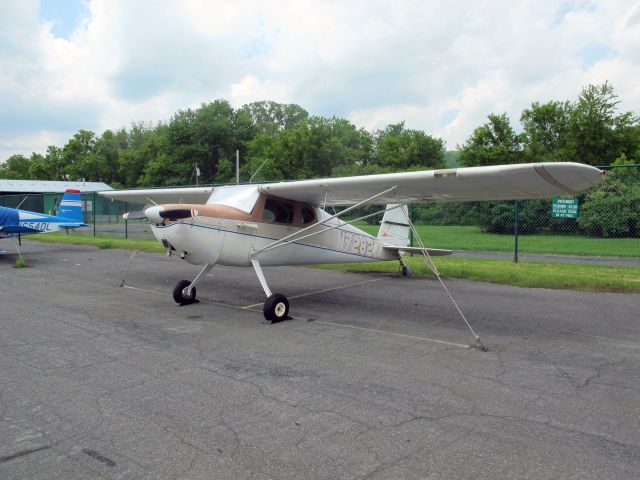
[3,165,639,266]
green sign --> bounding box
[552,197,579,219]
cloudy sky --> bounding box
[1,0,639,162]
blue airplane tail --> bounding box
[57,189,84,223]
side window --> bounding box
[262,198,294,224]
[301,206,316,225]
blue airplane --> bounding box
[0,189,88,242]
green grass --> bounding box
[315,256,640,293]
[29,232,640,293]
[353,223,640,258]
[13,257,28,268]
[29,232,165,253]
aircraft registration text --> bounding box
[20,222,51,232]
[337,230,378,257]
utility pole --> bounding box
[236,150,240,184]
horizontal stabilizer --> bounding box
[382,245,453,256]
[58,223,89,228]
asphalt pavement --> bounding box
[1,241,639,479]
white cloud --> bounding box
[0,0,638,162]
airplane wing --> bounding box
[99,187,215,205]
[259,162,602,205]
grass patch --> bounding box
[314,256,640,293]
[14,257,28,268]
[353,223,640,258]
[29,232,165,253]
[27,232,640,293]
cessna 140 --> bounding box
[100,162,601,322]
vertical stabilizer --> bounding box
[377,204,410,247]
[57,189,84,222]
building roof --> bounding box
[0,179,112,193]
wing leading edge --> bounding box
[99,186,215,205]
[259,162,602,205]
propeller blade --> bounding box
[122,210,147,220]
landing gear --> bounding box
[399,257,411,276]
[173,280,196,305]
[172,263,214,305]
[263,293,289,322]
[251,258,290,322]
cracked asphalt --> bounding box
[1,241,639,479]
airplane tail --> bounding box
[377,204,411,248]
[57,189,85,223]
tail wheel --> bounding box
[173,279,196,305]
[263,293,289,322]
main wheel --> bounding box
[173,279,196,305]
[263,293,289,322]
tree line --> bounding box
[0,101,447,187]
[1,83,639,237]
[2,83,638,186]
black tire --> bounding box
[173,279,196,305]
[263,293,289,322]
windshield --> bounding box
[206,185,260,214]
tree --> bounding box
[62,130,97,181]
[458,113,525,167]
[373,122,446,172]
[566,82,640,166]
[240,101,309,136]
[0,154,32,179]
[521,100,572,162]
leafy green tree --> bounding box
[240,101,309,136]
[242,116,372,181]
[374,122,446,171]
[566,82,640,166]
[579,155,640,237]
[521,101,572,162]
[458,113,525,167]
[0,154,32,179]
[62,130,97,181]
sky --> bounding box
[1,0,639,162]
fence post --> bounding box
[93,191,96,237]
[514,200,520,263]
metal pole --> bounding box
[236,149,240,184]
[125,201,128,239]
[514,200,519,263]
[93,191,96,237]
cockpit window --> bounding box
[206,185,259,214]
[262,198,294,224]
[301,206,316,225]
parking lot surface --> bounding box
[1,241,639,479]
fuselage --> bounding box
[147,186,398,267]
[0,207,82,237]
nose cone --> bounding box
[144,205,165,224]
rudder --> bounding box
[377,204,410,247]
[57,189,84,222]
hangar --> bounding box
[0,179,112,214]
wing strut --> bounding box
[253,186,399,256]
[400,207,487,351]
